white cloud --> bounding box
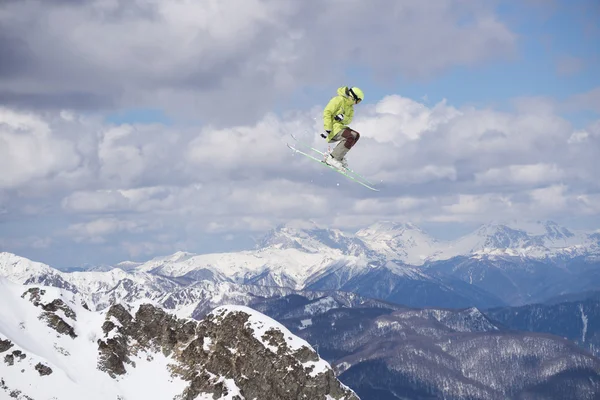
[1,89,598,265]
[65,218,160,244]
[440,194,513,219]
[528,184,568,212]
[0,0,516,123]
[362,96,462,143]
[568,130,590,144]
[576,194,600,215]
[0,108,81,189]
[474,164,565,186]
[62,190,131,213]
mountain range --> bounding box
[1,220,598,313]
[251,292,600,400]
[1,219,600,399]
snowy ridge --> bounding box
[211,305,331,377]
[432,220,598,261]
[135,247,344,289]
[0,252,60,283]
[0,277,358,400]
[0,219,598,315]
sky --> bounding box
[1,0,599,269]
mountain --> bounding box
[0,277,358,400]
[426,253,600,306]
[305,260,504,309]
[543,289,600,305]
[485,297,600,358]
[355,221,439,265]
[420,221,600,306]
[257,220,377,258]
[432,220,599,260]
[1,219,599,313]
[260,294,600,400]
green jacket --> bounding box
[323,86,356,142]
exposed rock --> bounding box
[96,303,358,399]
[41,298,77,320]
[105,304,133,328]
[0,339,13,353]
[4,354,13,366]
[35,362,53,376]
[0,376,34,400]
[21,287,78,338]
[21,287,45,306]
[40,312,77,338]
[97,329,131,378]
[4,350,25,366]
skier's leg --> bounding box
[323,131,345,169]
[330,128,360,161]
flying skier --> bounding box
[321,86,364,170]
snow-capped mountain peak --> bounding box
[432,220,595,260]
[355,221,439,265]
[255,220,365,255]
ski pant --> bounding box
[330,128,360,160]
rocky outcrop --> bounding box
[35,362,53,376]
[22,288,77,338]
[97,303,359,400]
[0,339,13,353]
[4,350,26,366]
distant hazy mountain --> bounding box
[1,219,599,313]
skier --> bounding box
[321,86,364,170]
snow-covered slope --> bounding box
[0,277,358,400]
[0,277,189,400]
[134,248,341,289]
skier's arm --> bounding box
[323,97,343,132]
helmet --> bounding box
[348,87,364,103]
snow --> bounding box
[579,304,588,343]
[356,221,439,265]
[134,247,343,290]
[1,219,599,324]
[299,319,313,330]
[429,221,598,262]
[0,252,57,283]
[303,296,339,315]
[203,336,213,352]
[195,379,245,400]
[0,277,188,400]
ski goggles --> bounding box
[349,88,362,103]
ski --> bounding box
[286,143,380,191]
[289,133,376,186]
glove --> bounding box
[321,130,331,139]
[334,113,344,122]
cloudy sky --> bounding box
[1,0,599,269]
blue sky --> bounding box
[1,0,599,269]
